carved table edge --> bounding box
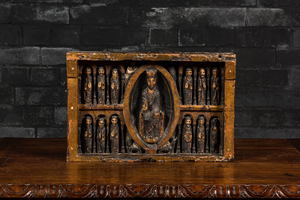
[0,183,299,198]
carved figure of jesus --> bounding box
[110,69,119,104]
[83,116,93,153]
[182,116,192,153]
[110,116,119,153]
[97,67,105,104]
[83,66,92,104]
[198,68,207,105]
[211,68,220,105]
[97,118,106,153]
[139,68,164,144]
[183,68,193,105]
[197,116,205,153]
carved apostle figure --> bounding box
[111,69,120,104]
[110,116,119,153]
[210,118,220,153]
[83,66,92,104]
[139,68,164,144]
[83,116,93,153]
[182,116,192,153]
[97,67,105,104]
[183,68,193,105]
[198,68,207,105]
[197,116,206,153]
[211,67,220,105]
[97,118,106,153]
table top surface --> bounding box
[0,138,299,198]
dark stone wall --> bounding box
[0,0,299,138]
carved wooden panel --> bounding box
[66,52,236,162]
[1,184,299,198]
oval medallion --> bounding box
[123,65,180,152]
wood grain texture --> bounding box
[0,138,299,198]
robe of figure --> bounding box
[97,74,105,104]
[110,124,119,153]
[211,74,220,105]
[183,75,193,105]
[83,74,92,104]
[197,124,205,153]
[210,119,219,153]
[198,76,206,105]
[97,124,106,153]
[83,120,92,153]
[139,87,164,143]
[111,77,119,104]
[182,124,192,153]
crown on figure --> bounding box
[146,68,157,78]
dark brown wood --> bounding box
[0,138,299,198]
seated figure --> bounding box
[139,68,164,144]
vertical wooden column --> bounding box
[178,66,183,105]
[193,66,197,105]
[207,68,211,105]
[121,124,125,153]
[106,118,110,153]
[192,123,196,153]
[176,123,181,153]
[106,65,110,105]
[120,65,125,104]
[205,117,210,153]
[93,117,96,153]
[93,65,97,104]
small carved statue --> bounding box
[168,66,177,88]
[210,118,220,153]
[182,116,192,153]
[83,116,93,153]
[83,66,92,104]
[126,131,141,153]
[124,64,137,87]
[139,68,164,144]
[111,69,120,104]
[211,67,220,105]
[198,68,207,105]
[158,136,177,154]
[97,118,106,153]
[183,68,193,105]
[97,66,105,104]
[196,116,206,153]
[110,116,119,153]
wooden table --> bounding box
[0,138,299,198]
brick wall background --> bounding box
[0,0,299,138]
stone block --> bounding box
[31,67,61,86]
[0,127,35,138]
[276,50,300,67]
[265,29,292,50]
[261,70,288,86]
[54,107,67,125]
[235,109,253,126]
[83,27,121,45]
[0,5,10,23]
[70,5,128,25]
[37,128,67,138]
[0,105,23,125]
[179,28,205,46]
[19,47,40,65]
[23,107,54,126]
[236,69,260,88]
[150,29,177,46]
[235,29,264,47]
[0,25,20,45]
[42,47,74,65]
[0,86,14,104]
[53,26,80,46]
[23,26,51,45]
[121,28,148,45]
[236,48,275,69]
[205,28,234,46]
[2,67,30,85]
[0,48,19,65]
[15,87,67,106]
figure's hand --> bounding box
[153,112,160,119]
[185,82,188,88]
[198,87,201,91]
[84,84,87,90]
[142,100,148,111]
[213,82,216,89]
[88,82,92,89]
[98,82,101,88]
[189,86,193,90]
[111,83,114,89]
